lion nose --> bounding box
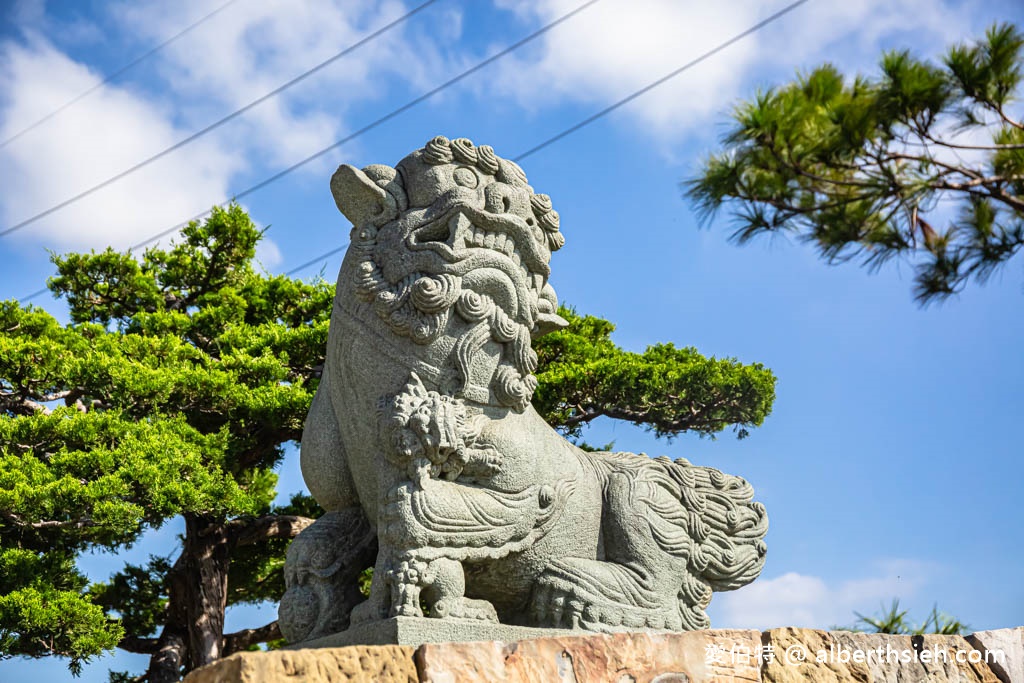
[484,183,518,214]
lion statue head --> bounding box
[331,136,567,412]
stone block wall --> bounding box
[183,626,1022,682]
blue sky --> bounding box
[2,0,1022,680]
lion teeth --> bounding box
[445,221,527,271]
[448,213,472,251]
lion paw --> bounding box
[531,560,683,631]
[431,597,499,622]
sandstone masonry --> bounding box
[184,625,1022,683]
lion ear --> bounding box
[330,164,388,227]
[532,312,569,338]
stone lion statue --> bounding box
[278,137,768,643]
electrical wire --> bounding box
[0,0,441,239]
[279,0,812,280]
[0,0,243,150]
[17,0,602,305]
[18,0,811,302]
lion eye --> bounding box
[452,166,478,189]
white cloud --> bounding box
[491,0,976,141]
[709,560,933,630]
[492,0,762,133]
[255,236,283,269]
[0,0,453,252]
[0,35,239,251]
[110,0,449,168]
[0,0,993,255]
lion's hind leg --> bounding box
[530,454,768,632]
[300,371,360,512]
[530,556,684,630]
[282,372,376,641]
[530,471,688,631]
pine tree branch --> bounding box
[561,407,603,428]
[0,394,53,416]
[1,511,99,530]
[996,104,1024,132]
[117,635,160,654]
[601,405,701,433]
[881,151,985,181]
[559,397,741,435]
[0,389,87,416]
[222,620,281,656]
[224,514,316,546]
[933,181,1024,213]
[917,131,1024,151]
[38,390,74,402]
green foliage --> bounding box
[1,205,333,675]
[848,599,968,635]
[1,409,255,540]
[0,204,776,678]
[0,546,121,674]
[0,585,122,676]
[688,22,1024,303]
[534,307,775,439]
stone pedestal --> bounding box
[183,626,1021,683]
[291,616,581,648]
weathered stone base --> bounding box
[183,644,419,683]
[184,625,1022,683]
[291,616,582,648]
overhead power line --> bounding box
[285,246,348,277]
[279,0,812,279]
[17,286,49,304]
[18,0,810,303]
[0,0,243,151]
[0,0,441,240]
[513,0,811,162]
[16,0,602,305]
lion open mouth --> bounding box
[406,207,550,306]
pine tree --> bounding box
[687,23,1024,304]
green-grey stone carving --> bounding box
[278,137,768,644]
